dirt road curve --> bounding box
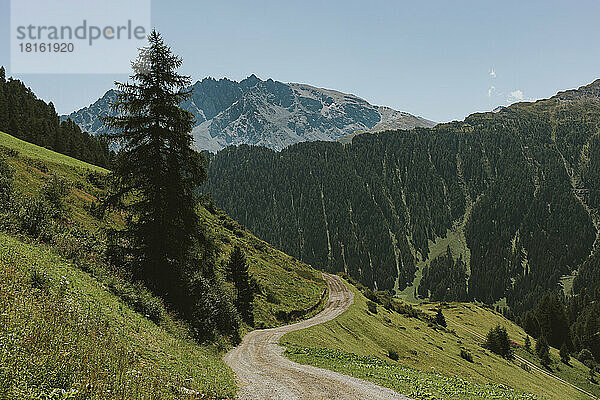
[224,273,411,400]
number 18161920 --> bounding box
[19,43,74,52]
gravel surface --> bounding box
[224,273,412,399]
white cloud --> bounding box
[490,68,496,78]
[508,89,524,102]
[488,86,496,97]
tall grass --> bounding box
[0,233,237,399]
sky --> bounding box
[1,0,600,123]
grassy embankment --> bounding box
[0,232,236,399]
[283,279,598,400]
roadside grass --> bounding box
[283,281,593,400]
[285,345,537,400]
[0,232,236,399]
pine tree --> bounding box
[435,308,447,327]
[103,30,209,312]
[536,335,551,366]
[584,312,598,344]
[42,174,71,218]
[226,246,254,325]
[525,335,532,352]
[485,325,513,359]
[522,311,540,338]
[536,293,570,349]
[560,342,570,364]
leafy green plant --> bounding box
[15,196,52,238]
[33,388,78,400]
[30,268,50,291]
[109,279,165,324]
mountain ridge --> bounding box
[61,75,435,152]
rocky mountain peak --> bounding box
[62,76,435,152]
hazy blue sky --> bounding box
[1,0,600,122]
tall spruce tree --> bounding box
[103,30,209,311]
[226,246,254,325]
[536,335,551,366]
[435,308,447,327]
[560,342,571,364]
[536,292,570,349]
[485,325,513,359]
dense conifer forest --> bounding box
[418,246,468,301]
[206,81,600,357]
[0,67,111,167]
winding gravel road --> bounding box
[224,273,411,400]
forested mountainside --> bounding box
[0,67,111,167]
[63,75,435,152]
[206,80,600,319]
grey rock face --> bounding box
[60,89,119,136]
[62,75,435,152]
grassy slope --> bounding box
[439,302,599,399]
[0,129,327,328]
[0,232,235,399]
[0,131,108,172]
[0,131,113,230]
[0,130,326,397]
[199,206,326,328]
[283,281,596,400]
